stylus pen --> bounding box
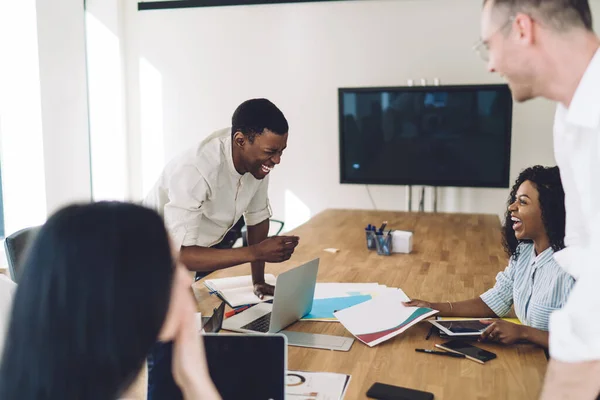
[415,349,465,358]
[425,325,435,340]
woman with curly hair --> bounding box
[405,166,575,348]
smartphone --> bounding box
[366,382,434,400]
[435,340,497,364]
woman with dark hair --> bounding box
[405,166,575,348]
[0,275,16,358]
[0,202,220,400]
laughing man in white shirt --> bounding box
[144,98,299,298]
[479,1,600,398]
[144,99,299,400]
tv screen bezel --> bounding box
[338,84,513,188]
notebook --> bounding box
[204,274,277,307]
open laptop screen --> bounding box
[203,333,286,400]
[201,302,225,333]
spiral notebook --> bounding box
[204,274,276,307]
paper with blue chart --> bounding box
[303,295,373,321]
[334,290,438,347]
[302,283,408,322]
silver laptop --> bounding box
[222,258,319,334]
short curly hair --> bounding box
[502,165,566,259]
[231,98,288,143]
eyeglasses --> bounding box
[473,16,515,62]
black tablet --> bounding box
[429,319,489,336]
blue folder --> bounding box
[304,295,372,320]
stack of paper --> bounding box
[303,295,373,321]
[302,283,407,322]
[286,370,351,400]
[313,283,392,299]
[334,289,438,347]
[203,274,276,307]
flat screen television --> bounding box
[138,0,343,10]
[338,84,513,188]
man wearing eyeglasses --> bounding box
[478,1,600,399]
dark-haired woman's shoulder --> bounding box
[0,275,17,357]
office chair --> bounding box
[212,217,285,249]
[195,217,285,281]
[3,226,40,283]
[241,219,285,247]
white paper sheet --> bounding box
[286,370,351,400]
[334,290,437,347]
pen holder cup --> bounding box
[375,234,393,256]
[365,231,377,250]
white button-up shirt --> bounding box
[549,48,600,363]
[143,128,272,249]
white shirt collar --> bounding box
[223,131,242,177]
[563,47,600,129]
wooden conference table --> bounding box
[192,209,547,399]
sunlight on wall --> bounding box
[86,12,127,201]
[0,0,47,235]
[284,189,311,232]
[139,57,165,196]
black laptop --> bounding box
[203,333,287,400]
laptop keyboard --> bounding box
[241,312,272,333]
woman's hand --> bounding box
[479,319,524,345]
[403,299,433,309]
[171,292,221,400]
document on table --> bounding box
[334,289,438,347]
[313,283,405,300]
[302,295,373,321]
[286,370,351,400]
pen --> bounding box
[378,221,388,233]
[225,305,250,318]
[425,325,435,340]
[415,349,465,358]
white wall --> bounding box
[36,0,92,215]
[0,0,48,236]
[86,0,129,201]
[0,0,93,272]
[123,0,599,230]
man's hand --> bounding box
[403,299,433,308]
[479,319,524,345]
[253,236,299,263]
[253,282,275,300]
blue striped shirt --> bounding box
[480,243,575,331]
